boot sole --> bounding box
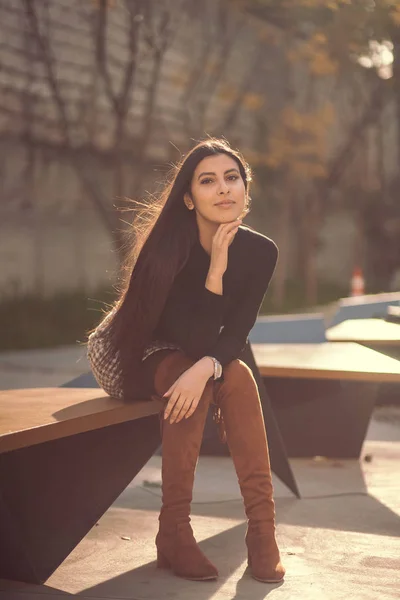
[157,564,217,581]
[180,574,218,581]
[247,563,284,584]
[157,556,218,581]
[251,573,284,584]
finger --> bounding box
[173,401,188,423]
[163,380,177,399]
[218,226,240,248]
[164,391,181,420]
[169,401,187,423]
[170,396,188,424]
[163,399,175,421]
[184,397,200,420]
[227,227,239,237]
[215,221,241,242]
[219,219,242,232]
[175,397,196,423]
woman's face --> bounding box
[184,153,247,224]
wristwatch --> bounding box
[205,356,223,380]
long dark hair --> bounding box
[94,138,252,398]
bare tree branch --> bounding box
[95,1,119,114]
[95,0,143,140]
[132,0,182,195]
[220,40,266,131]
[316,79,389,204]
[23,0,116,236]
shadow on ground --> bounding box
[79,521,283,600]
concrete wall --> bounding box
[0,210,116,298]
[0,0,396,298]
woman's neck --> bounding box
[197,221,219,257]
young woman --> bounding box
[89,138,285,584]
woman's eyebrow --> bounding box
[197,168,239,180]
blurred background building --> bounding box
[0,0,399,349]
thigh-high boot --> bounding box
[215,359,285,583]
[146,350,218,581]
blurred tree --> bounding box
[2,0,399,304]
[12,0,277,263]
[22,0,184,260]
[236,0,400,302]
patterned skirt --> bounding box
[142,339,182,362]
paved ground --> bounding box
[0,344,89,390]
[0,345,399,599]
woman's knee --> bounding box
[152,350,195,397]
[222,359,256,388]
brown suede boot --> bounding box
[146,350,218,581]
[215,359,285,584]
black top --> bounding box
[151,225,278,368]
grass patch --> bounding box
[0,280,346,352]
[0,288,117,351]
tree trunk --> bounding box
[272,182,291,308]
[391,33,400,173]
[302,193,319,306]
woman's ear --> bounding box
[184,192,194,210]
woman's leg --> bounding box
[144,349,218,581]
[215,359,285,583]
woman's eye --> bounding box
[200,175,238,184]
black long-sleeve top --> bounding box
[149,225,278,369]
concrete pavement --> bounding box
[0,345,399,599]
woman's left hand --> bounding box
[162,362,211,424]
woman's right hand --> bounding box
[209,219,242,276]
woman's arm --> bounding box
[206,239,278,369]
[158,238,277,368]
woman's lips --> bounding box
[216,201,235,208]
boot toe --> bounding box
[156,526,218,581]
[246,532,285,584]
[249,561,285,583]
[174,545,219,580]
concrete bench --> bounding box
[386,305,400,324]
[326,318,400,347]
[326,317,400,359]
[325,318,400,406]
[0,388,161,584]
[0,345,301,586]
[329,291,400,327]
[252,342,400,459]
[249,313,326,344]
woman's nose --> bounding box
[217,179,229,194]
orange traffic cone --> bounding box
[350,266,365,297]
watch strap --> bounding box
[205,356,223,380]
